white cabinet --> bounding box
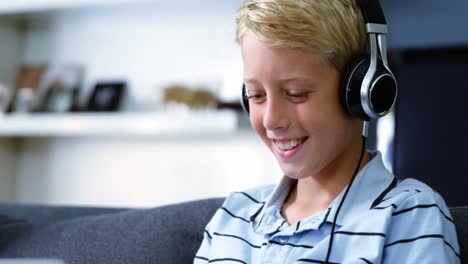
[8,131,281,207]
[0,111,284,207]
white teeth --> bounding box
[276,139,302,151]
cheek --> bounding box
[250,111,262,132]
[294,98,348,140]
[249,110,268,138]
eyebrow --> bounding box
[279,76,315,83]
[243,76,315,84]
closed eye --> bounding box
[247,93,265,99]
[287,91,314,101]
[247,92,267,103]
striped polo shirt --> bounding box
[194,152,460,263]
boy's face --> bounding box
[241,34,361,180]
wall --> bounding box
[0,17,21,202]
[0,16,22,94]
[381,0,468,49]
[0,139,17,201]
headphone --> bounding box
[240,0,397,122]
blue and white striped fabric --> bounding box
[194,152,460,263]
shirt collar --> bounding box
[250,151,395,233]
[324,151,396,226]
[250,176,295,234]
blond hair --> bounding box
[236,0,369,71]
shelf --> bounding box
[0,111,239,137]
[0,0,153,15]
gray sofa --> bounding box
[0,199,466,263]
[0,198,222,263]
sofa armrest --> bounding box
[450,207,468,263]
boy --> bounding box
[195,0,460,263]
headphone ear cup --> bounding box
[240,83,250,114]
[341,57,398,120]
[367,66,398,116]
[340,57,371,120]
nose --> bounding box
[263,95,290,131]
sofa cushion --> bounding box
[0,198,223,264]
[0,204,127,225]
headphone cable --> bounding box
[324,135,367,263]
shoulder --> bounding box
[205,184,275,230]
[391,178,448,207]
[379,178,453,224]
[380,179,461,262]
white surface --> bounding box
[13,133,282,207]
[0,0,152,14]
[0,111,238,137]
[0,114,285,207]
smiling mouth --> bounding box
[273,137,308,151]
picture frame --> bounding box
[35,64,85,112]
[41,88,76,113]
[86,82,126,112]
[8,64,47,112]
[16,64,47,91]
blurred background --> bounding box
[0,0,466,208]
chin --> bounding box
[278,163,310,180]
